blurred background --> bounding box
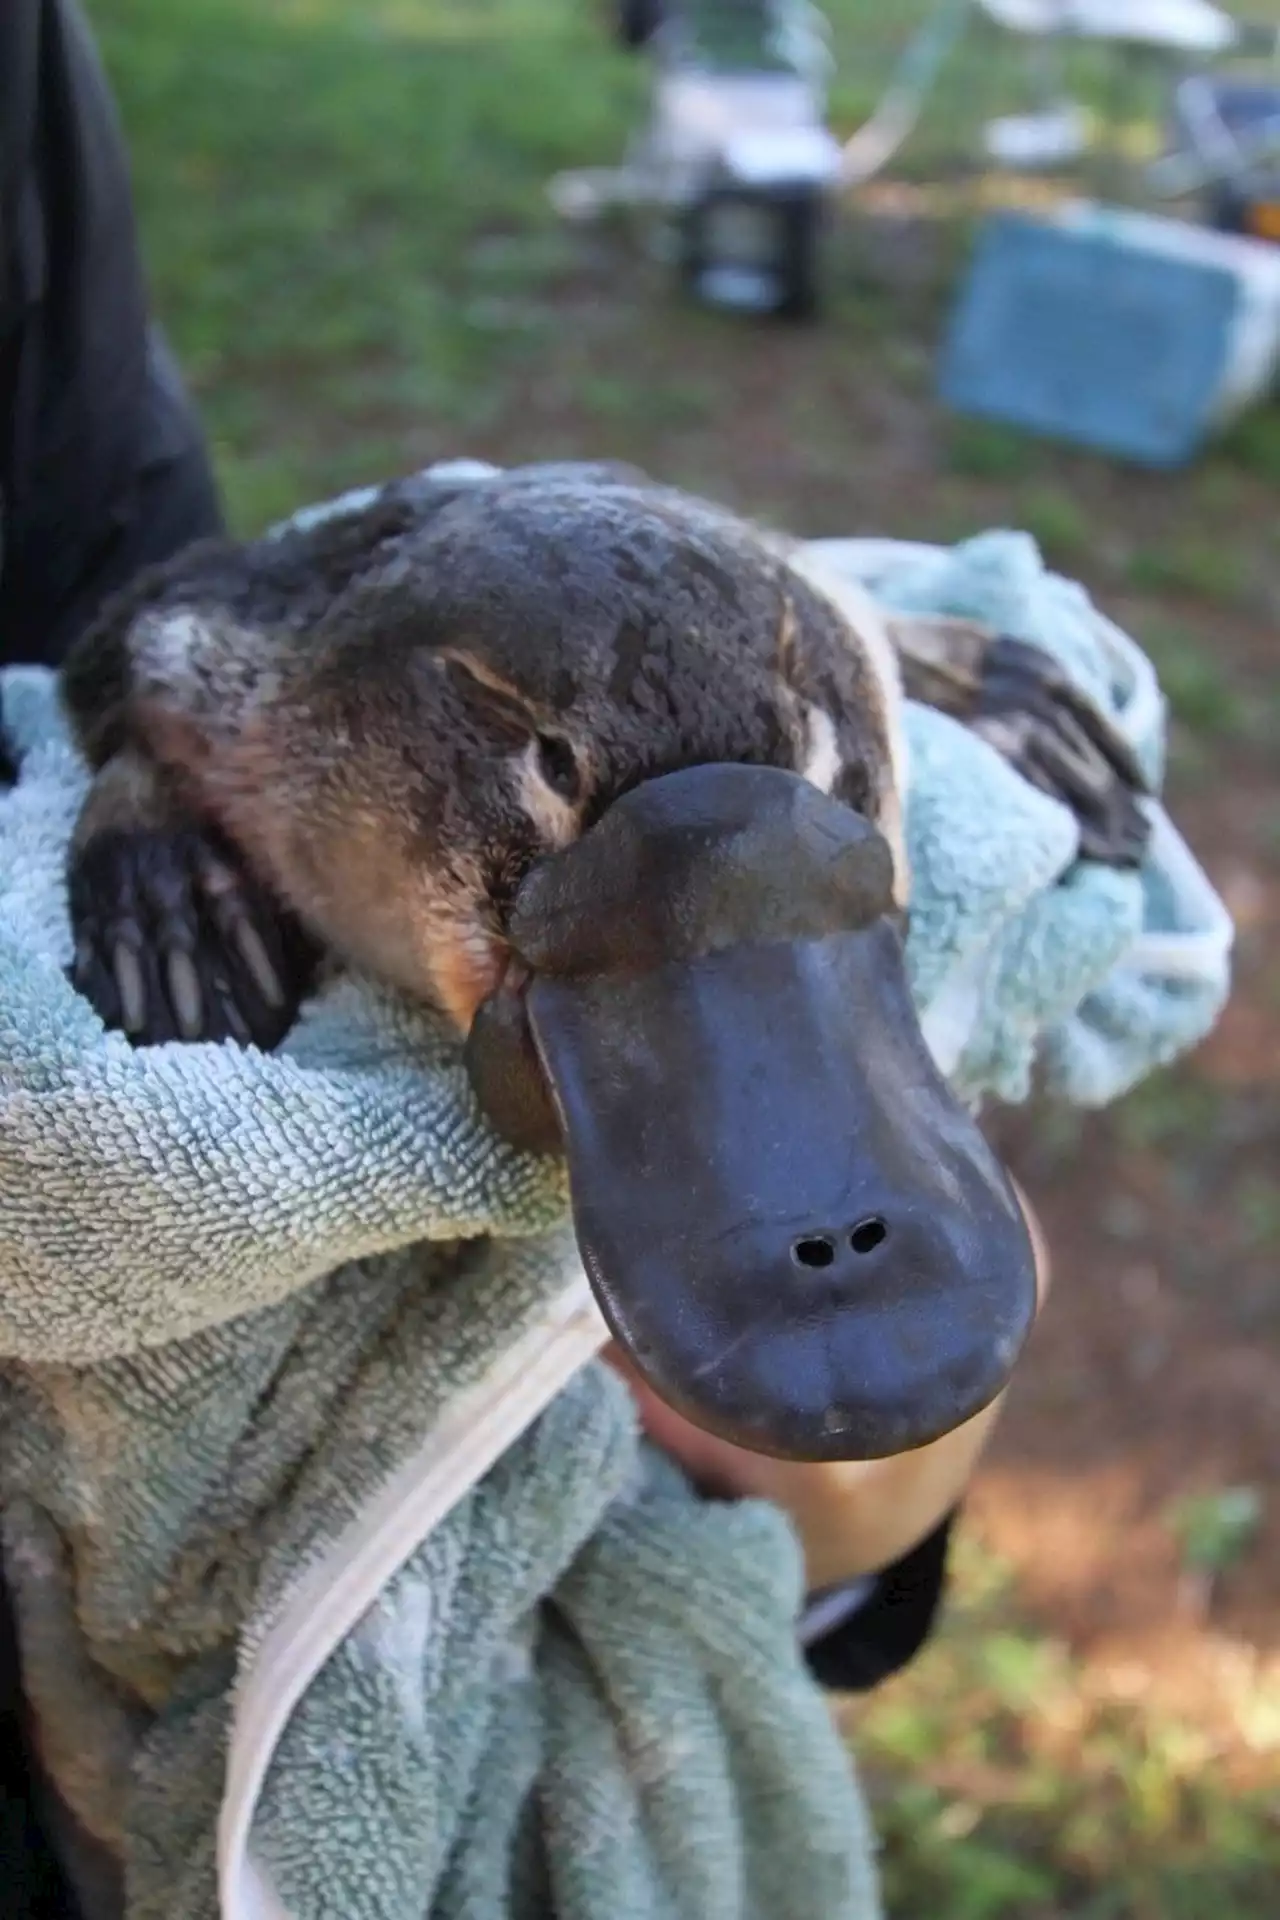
[87,1,1279,1910]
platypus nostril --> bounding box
[791,1220,888,1269]
[850,1217,888,1255]
[791,1234,836,1270]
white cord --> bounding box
[839,0,976,185]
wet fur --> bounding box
[61,464,909,1044]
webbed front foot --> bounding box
[891,617,1152,868]
[69,754,317,1048]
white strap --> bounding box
[218,1271,609,1920]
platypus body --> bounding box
[58,463,1146,1463]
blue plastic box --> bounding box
[939,210,1244,468]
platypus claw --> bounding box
[69,825,317,1050]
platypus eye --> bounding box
[535,733,581,803]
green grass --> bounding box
[1127,542,1253,612]
[945,419,1044,482]
[88,2,1280,1911]
[1138,622,1249,739]
[1220,406,1280,484]
[857,1539,1280,1920]
[1016,484,1094,568]
[95,0,653,528]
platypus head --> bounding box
[131,465,1038,1462]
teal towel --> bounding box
[0,485,1230,1920]
[0,667,877,1920]
[805,529,1232,1106]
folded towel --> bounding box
[803,530,1233,1106]
[0,670,876,1920]
[0,475,1231,1920]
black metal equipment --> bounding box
[600,0,841,319]
[1192,78,1280,239]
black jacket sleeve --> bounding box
[802,1511,956,1694]
[1,11,225,1913]
[0,0,222,673]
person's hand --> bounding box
[604,1179,1050,1592]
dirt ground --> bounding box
[979,608,1279,1749]
[983,873,1280,1747]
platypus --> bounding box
[56,462,1149,1463]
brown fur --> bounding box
[61,465,907,1033]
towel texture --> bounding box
[803,530,1232,1106]
[0,475,1231,1920]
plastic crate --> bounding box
[939,209,1251,467]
